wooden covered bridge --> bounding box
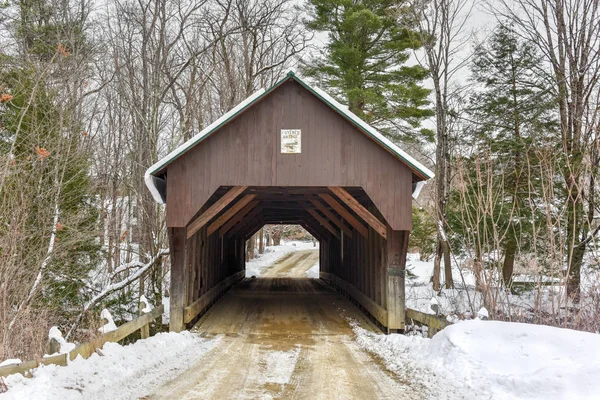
[145,71,433,333]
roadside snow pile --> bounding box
[306,261,319,279]
[245,240,318,277]
[1,332,218,400]
[353,320,600,400]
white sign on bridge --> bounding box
[281,129,301,153]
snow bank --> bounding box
[305,261,319,279]
[245,240,318,277]
[353,320,600,400]
[1,332,218,400]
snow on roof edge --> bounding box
[144,87,266,203]
[145,70,434,204]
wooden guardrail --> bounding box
[405,308,451,338]
[183,270,244,324]
[0,304,164,378]
[321,272,388,328]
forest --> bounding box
[0,0,599,363]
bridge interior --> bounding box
[168,185,409,334]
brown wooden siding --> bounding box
[165,79,413,230]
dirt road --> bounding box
[150,253,420,399]
[260,249,319,277]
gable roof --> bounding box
[145,70,434,204]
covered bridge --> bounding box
[145,71,433,333]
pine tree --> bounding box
[304,0,433,143]
[0,0,100,332]
[455,24,557,288]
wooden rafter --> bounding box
[307,209,341,240]
[219,200,259,236]
[206,194,257,236]
[301,219,328,242]
[310,199,353,238]
[327,187,387,239]
[225,205,263,237]
[300,222,324,242]
[318,193,368,238]
[187,186,247,238]
[243,218,267,241]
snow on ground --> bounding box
[245,240,318,277]
[405,252,600,319]
[1,332,218,400]
[353,319,600,400]
[405,253,484,317]
[306,261,319,279]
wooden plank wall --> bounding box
[164,80,414,231]
[169,224,245,331]
[319,204,408,331]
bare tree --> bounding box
[410,0,474,290]
[495,0,600,300]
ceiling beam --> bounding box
[225,206,263,237]
[206,194,257,236]
[186,186,247,238]
[310,199,353,238]
[300,222,325,242]
[304,215,331,240]
[318,193,368,238]
[243,218,267,241]
[219,201,260,236]
[307,209,340,240]
[327,186,387,239]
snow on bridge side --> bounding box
[353,319,600,400]
[1,332,218,400]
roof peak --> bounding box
[144,70,433,204]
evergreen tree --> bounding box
[451,24,557,288]
[304,0,434,143]
[0,0,100,331]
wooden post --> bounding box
[139,302,150,339]
[168,227,188,332]
[386,228,409,333]
[47,338,60,355]
[139,273,149,339]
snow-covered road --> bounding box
[150,277,424,399]
[3,245,600,400]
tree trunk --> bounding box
[273,229,282,246]
[259,228,264,254]
[502,236,516,289]
[566,186,584,302]
[246,234,256,260]
[443,240,452,289]
[432,241,442,291]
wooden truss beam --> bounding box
[327,187,387,239]
[219,200,259,236]
[225,205,263,237]
[206,194,257,236]
[301,219,328,242]
[187,186,247,238]
[300,222,325,242]
[307,209,340,240]
[243,218,267,241]
[310,199,353,238]
[318,193,368,237]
